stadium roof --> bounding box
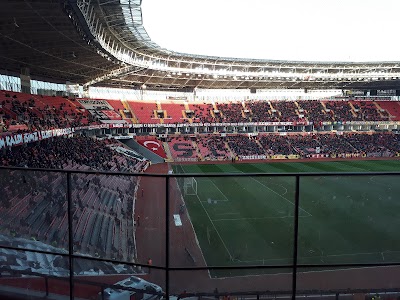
[1,0,400,91]
[0,0,120,84]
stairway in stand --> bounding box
[162,142,174,162]
[192,140,203,161]
[225,141,236,159]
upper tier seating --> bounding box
[189,103,214,123]
[376,101,400,121]
[161,102,186,124]
[1,90,400,133]
[247,100,279,122]
[271,101,301,122]
[189,103,213,123]
[217,102,249,123]
[128,101,159,124]
[350,101,388,121]
[299,100,333,123]
[0,91,94,132]
[324,101,358,122]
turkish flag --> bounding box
[137,138,167,158]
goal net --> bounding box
[183,177,198,196]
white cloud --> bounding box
[142,0,400,62]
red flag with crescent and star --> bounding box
[137,138,167,158]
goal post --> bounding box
[183,177,198,196]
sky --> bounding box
[141,0,400,62]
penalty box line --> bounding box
[199,178,230,201]
[196,193,235,261]
[244,173,313,217]
[200,172,312,217]
[179,167,234,262]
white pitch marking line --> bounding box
[196,194,234,261]
[212,215,311,222]
[215,212,241,216]
[233,249,399,264]
[200,199,229,203]
[207,179,230,201]
[247,175,312,216]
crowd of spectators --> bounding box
[217,102,249,123]
[351,101,389,121]
[315,134,356,154]
[181,133,400,159]
[0,92,96,133]
[244,99,394,124]
[286,135,321,155]
[2,91,399,131]
[258,135,294,156]
[343,133,400,157]
[191,103,215,123]
[196,135,231,160]
[225,135,265,157]
[272,101,301,122]
[246,100,279,122]
[324,101,358,122]
[0,136,146,262]
[299,100,333,123]
[0,136,147,173]
[167,136,199,159]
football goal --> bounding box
[183,177,198,196]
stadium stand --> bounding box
[217,102,249,123]
[0,136,147,267]
[128,100,159,124]
[167,136,199,161]
[226,135,265,157]
[324,100,358,121]
[168,132,400,160]
[5,0,400,297]
[196,135,231,160]
[343,132,400,157]
[246,100,278,122]
[258,134,295,156]
[314,133,356,155]
[3,92,400,134]
[105,99,126,114]
[2,89,400,299]
[271,101,301,122]
[299,100,333,123]
[190,103,215,123]
[350,100,388,121]
[160,102,186,124]
[0,91,94,132]
[374,101,400,121]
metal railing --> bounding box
[0,166,400,300]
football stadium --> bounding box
[1,0,400,299]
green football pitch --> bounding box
[172,160,400,277]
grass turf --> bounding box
[172,160,400,277]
